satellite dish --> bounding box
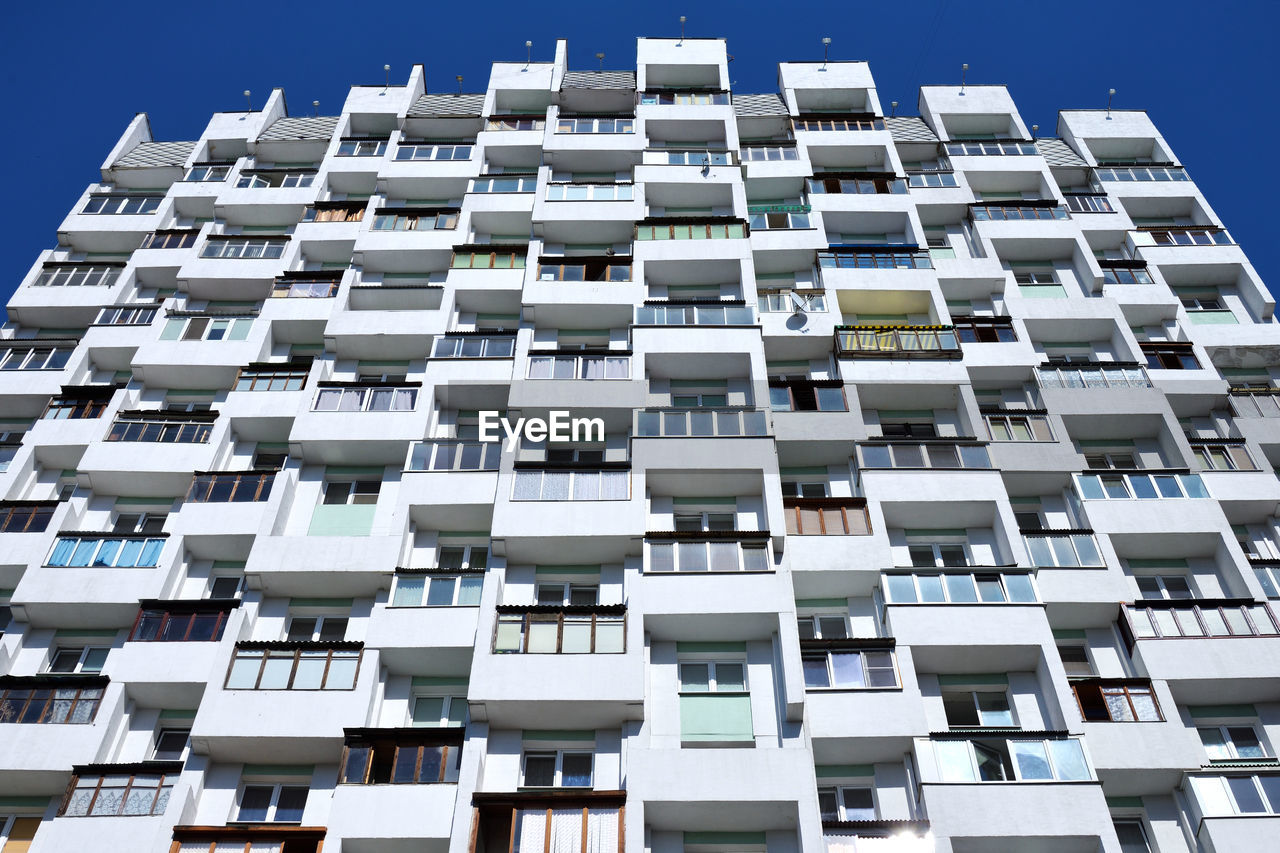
[789,291,809,314]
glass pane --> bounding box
[1012,741,1053,780]
[1048,739,1090,781]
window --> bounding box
[1126,601,1280,639]
[313,386,417,412]
[234,784,308,823]
[797,614,848,640]
[411,694,468,727]
[769,382,846,412]
[1140,227,1232,246]
[945,141,1038,156]
[285,615,349,642]
[748,208,811,230]
[807,175,906,195]
[153,728,190,761]
[985,412,1052,441]
[640,91,730,105]
[185,164,231,181]
[235,367,308,391]
[187,472,274,503]
[336,139,387,157]
[35,264,121,287]
[818,250,932,270]
[408,440,501,471]
[432,335,515,358]
[645,149,732,166]
[1024,530,1104,567]
[1112,819,1154,853]
[545,183,634,201]
[521,751,594,788]
[909,543,970,568]
[1142,343,1200,371]
[236,171,314,188]
[225,646,361,690]
[106,417,212,443]
[43,397,107,420]
[740,145,799,161]
[1058,644,1094,677]
[781,482,829,498]
[200,237,287,259]
[935,736,1091,782]
[1189,774,1280,815]
[62,772,174,816]
[94,305,158,325]
[470,175,536,193]
[818,787,876,822]
[803,649,898,689]
[635,222,746,240]
[1192,441,1256,471]
[81,195,161,215]
[1200,725,1270,760]
[395,142,472,161]
[371,210,457,230]
[0,682,104,724]
[340,736,458,784]
[0,504,54,533]
[322,480,380,506]
[1038,364,1151,389]
[484,117,544,131]
[47,535,165,568]
[942,688,1015,727]
[908,171,959,188]
[537,583,598,606]
[302,203,366,223]
[270,277,338,298]
[635,303,754,325]
[209,575,246,600]
[1096,166,1189,182]
[1102,266,1154,285]
[537,258,631,282]
[512,469,629,501]
[527,353,629,379]
[495,610,625,653]
[953,318,1017,343]
[783,499,871,535]
[48,647,108,674]
[0,345,71,371]
[113,512,167,534]
[1076,472,1209,501]
[140,230,199,249]
[392,573,484,607]
[160,315,253,342]
[555,117,634,133]
[792,117,884,132]
[1073,681,1162,722]
[1065,194,1114,213]
[131,607,231,642]
[648,538,770,573]
[972,204,1068,221]
[884,571,1037,604]
[1135,574,1193,600]
[678,659,753,744]
[758,288,825,312]
[675,512,734,532]
[836,325,963,356]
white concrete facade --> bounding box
[0,36,1277,853]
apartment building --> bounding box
[0,35,1277,853]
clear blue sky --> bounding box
[2,0,1276,314]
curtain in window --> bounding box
[549,809,582,853]
[517,809,548,853]
[585,809,618,853]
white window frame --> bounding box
[284,614,350,642]
[394,143,472,161]
[817,785,877,822]
[336,139,387,157]
[199,237,287,259]
[797,613,849,640]
[432,335,516,359]
[1199,723,1271,761]
[321,480,380,506]
[678,659,748,693]
[153,727,191,761]
[520,750,595,789]
[803,649,899,689]
[47,646,109,674]
[409,692,468,727]
[208,574,246,600]
[35,265,122,287]
[907,542,972,568]
[1057,643,1096,677]
[536,582,600,606]
[312,386,417,412]
[884,571,1039,604]
[527,354,630,379]
[391,573,484,607]
[512,469,630,501]
[232,783,309,824]
[1134,574,1194,600]
[942,688,1017,727]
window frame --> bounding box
[520,750,595,789]
[232,783,309,824]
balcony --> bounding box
[819,248,933,271]
[635,408,769,438]
[469,792,625,853]
[855,440,991,471]
[1121,600,1280,702]
[0,675,119,793]
[834,326,960,359]
[171,826,326,853]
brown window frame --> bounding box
[1072,680,1163,722]
[61,771,174,817]
[451,249,528,269]
[129,608,231,642]
[0,504,55,533]
[186,472,275,503]
[493,610,626,654]
[0,684,105,724]
[340,740,457,785]
[783,499,871,536]
[224,645,363,691]
[303,203,367,223]
[1191,441,1256,472]
[140,230,200,250]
